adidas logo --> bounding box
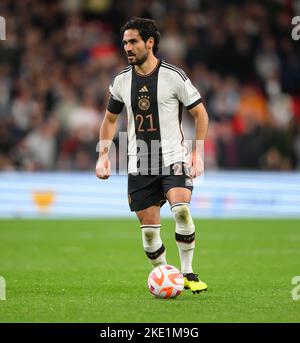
[139,85,149,92]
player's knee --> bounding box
[137,209,160,226]
[171,203,193,226]
[140,216,159,226]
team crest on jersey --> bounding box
[138,95,150,111]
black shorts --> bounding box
[128,162,193,212]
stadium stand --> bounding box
[0,0,299,171]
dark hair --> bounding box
[120,17,160,55]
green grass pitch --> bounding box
[0,219,299,323]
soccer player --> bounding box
[96,18,209,294]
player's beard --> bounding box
[127,51,148,66]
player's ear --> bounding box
[146,37,154,51]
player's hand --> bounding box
[95,156,111,180]
[190,152,204,178]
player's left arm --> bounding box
[188,102,209,178]
[175,72,209,177]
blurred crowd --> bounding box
[0,0,300,171]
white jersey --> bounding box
[107,60,202,174]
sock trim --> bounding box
[175,232,195,243]
[145,244,165,260]
[140,224,161,229]
[170,202,190,210]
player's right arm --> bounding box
[95,110,119,180]
[96,74,124,180]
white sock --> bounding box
[141,224,167,267]
[177,246,194,274]
[171,203,195,274]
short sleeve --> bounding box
[109,76,123,102]
[176,77,202,110]
[107,76,124,114]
